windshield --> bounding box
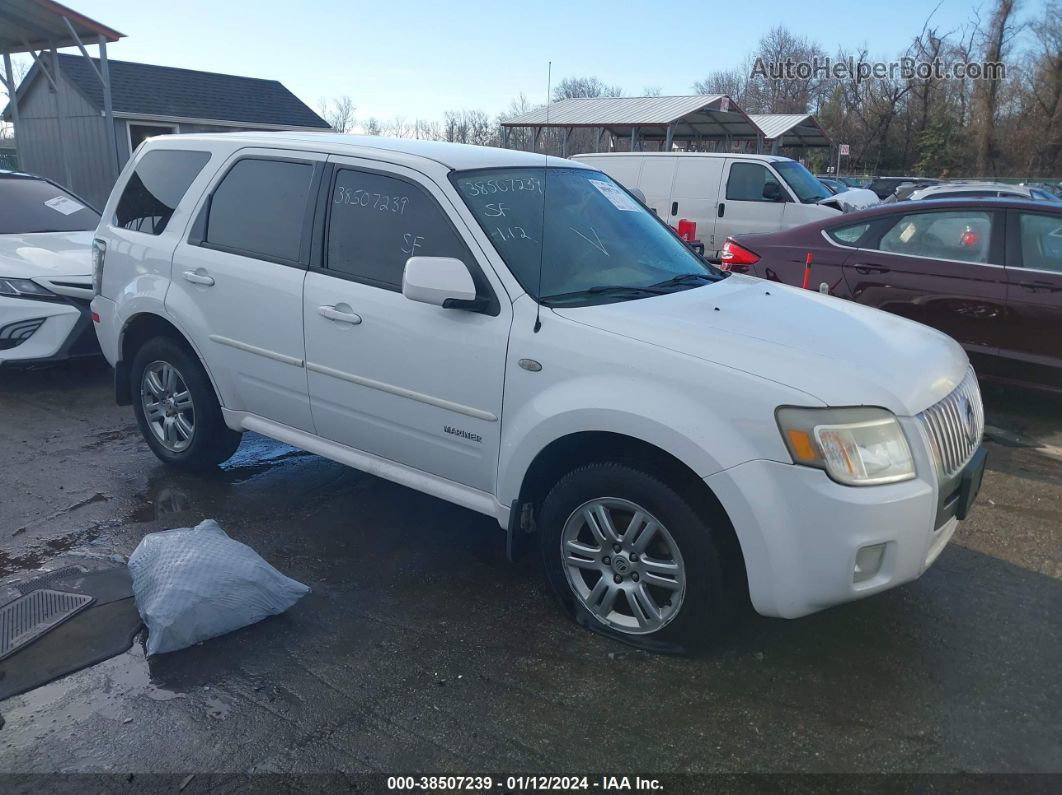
[775,161,832,203]
[0,176,100,234]
[451,167,722,304]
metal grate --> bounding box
[0,589,95,660]
[917,368,984,478]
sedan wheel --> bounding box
[140,360,195,453]
[561,497,686,635]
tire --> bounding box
[539,462,738,652]
[130,336,242,472]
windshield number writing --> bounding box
[464,177,543,197]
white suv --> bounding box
[91,133,986,650]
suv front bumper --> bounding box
[706,456,969,619]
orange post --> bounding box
[801,251,813,289]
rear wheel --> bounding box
[539,462,737,651]
[131,336,241,471]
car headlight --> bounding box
[776,406,915,486]
[0,277,54,298]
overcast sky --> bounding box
[55,0,1042,124]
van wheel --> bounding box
[130,337,242,472]
[539,462,734,651]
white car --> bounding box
[0,171,100,365]
[907,181,1056,202]
[91,134,986,650]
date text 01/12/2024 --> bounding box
[385,775,664,790]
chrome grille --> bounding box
[917,368,984,478]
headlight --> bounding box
[0,278,54,298]
[776,406,915,486]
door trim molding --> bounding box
[209,334,305,367]
[306,361,498,422]
[227,410,502,520]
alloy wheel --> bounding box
[141,360,195,453]
[560,497,686,634]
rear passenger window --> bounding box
[1018,213,1062,273]
[113,150,210,235]
[878,210,993,264]
[206,158,314,263]
[325,169,468,289]
[827,222,870,245]
[726,163,783,202]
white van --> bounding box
[573,153,844,259]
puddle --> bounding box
[0,644,185,735]
[219,434,313,479]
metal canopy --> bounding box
[0,0,124,185]
[0,0,122,53]
[747,114,831,147]
[501,95,761,141]
[499,96,830,156]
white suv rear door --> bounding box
[302,157,511,492]
[167,148,326,432]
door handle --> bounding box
[1018,281,1062,293]
[853,264,890,275]
[717,202,725,218]
[671,201,679,216]
[182,270,214,286]
[318,305,362,324]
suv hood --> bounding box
[552,275,968,416]
[0,231,94,279]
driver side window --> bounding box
[726,163,783,202]
[325,168,469,290]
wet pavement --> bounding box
[0,360,1059,775]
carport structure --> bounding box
[500,95,763,156]
[501,96,834,157]
[747,113,831,153]
[0,0,124,185]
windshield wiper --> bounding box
[649,272,719,289]
[540,284,669,304]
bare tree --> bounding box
[551,76,622,101]
[363,117,382,136]
[974,0,1022,175]
[385,116,413,138]
[317,95,356,133]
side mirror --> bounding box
[402,256,484,311]
[763,182,786,202]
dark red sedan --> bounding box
[722,198,1062,393]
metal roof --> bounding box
[6,55,330,128]
[0,0,123,54]
[501,95,761,139]
[747,114,831,146]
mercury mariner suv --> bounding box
[91,134,986,650]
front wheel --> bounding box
[130,336,242,471]
[539,462,737,651]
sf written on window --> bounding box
[325,169,469,289]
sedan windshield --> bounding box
[451,167,722,304]
[0,176,100,234]
[775,161,832,203]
